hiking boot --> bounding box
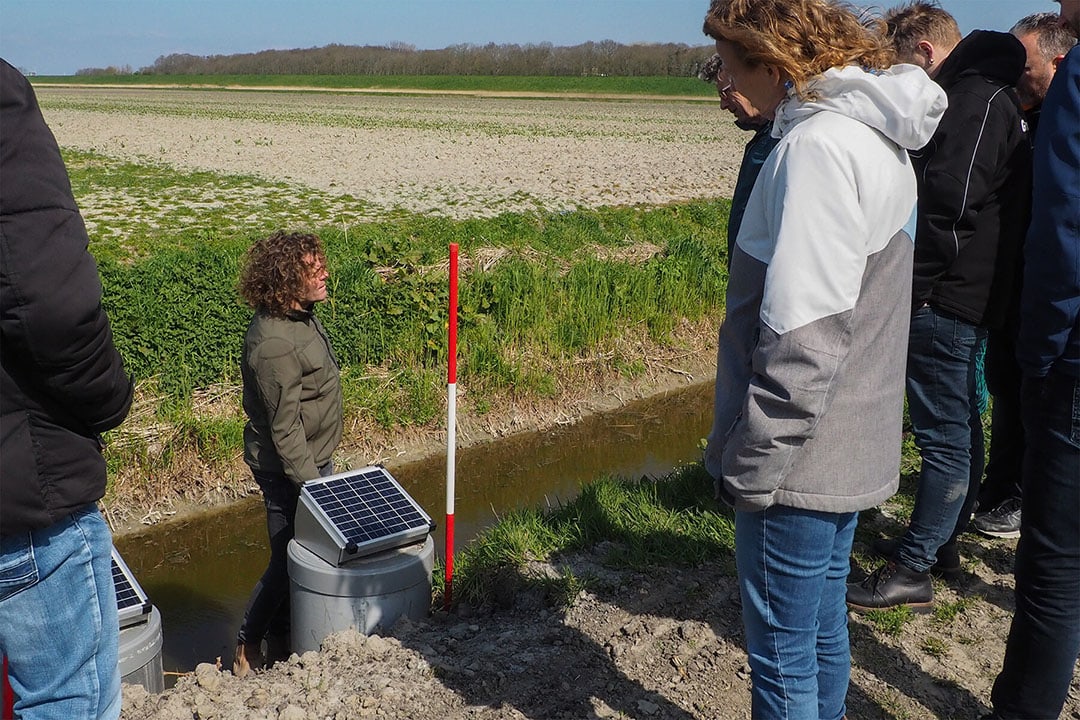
[233,640,264,678]
[872,536,962,579]
[972,497,1021,539]
[846,560,933,612]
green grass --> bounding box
[443,465,733,607]
[93,204,731,404]
[864,605,917,637]
[932,596,973,624]
[33,74,715,97]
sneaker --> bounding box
[233,640,264,678]
[972,497,1021,539]
[846,561,933,613]
[871,536,962,580]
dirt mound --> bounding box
[119,533,1080,720]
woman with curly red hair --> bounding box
[233,231,342,677]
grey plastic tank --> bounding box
[118,606,165,693]
[288,535,434,653]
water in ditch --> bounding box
[113,380,715,676]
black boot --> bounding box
[265,633,292,666]
[846,560,933,612]
[872,536,961,580]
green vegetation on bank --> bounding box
[34,74,715,97]
[72,149,732,491]
[443,464,733,608]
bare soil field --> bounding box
[35,85,1078,720]
[36,86,746,222]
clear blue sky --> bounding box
[0,0,1060,76]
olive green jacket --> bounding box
[242,307,342,486]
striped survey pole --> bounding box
[444,243,459,610]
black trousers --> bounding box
[237,463,331,645]
[980,331,1024,508]
[991,371,1080,718]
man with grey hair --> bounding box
[972,11,1075,540]
[698,53,778,266]
[1011,11,1076,129]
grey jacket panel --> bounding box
[706,230,912,513]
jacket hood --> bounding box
[772,64,947,150]
[934,30,1026,90]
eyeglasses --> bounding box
[717,82,735,99]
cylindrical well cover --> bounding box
[118,606,165,694]
[288,535,434,654]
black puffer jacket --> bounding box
[910,30,1032,329]
[0,59,134,535]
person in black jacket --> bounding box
[971,12,1075,540]
[0,59,134,719]
[848,3,1032,611]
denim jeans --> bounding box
[898,306,986,572]
[991,370,1080,719]
[0,504,121,720]
[736,505,857,720]
[238,463,332,646]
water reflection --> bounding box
[114,380,714,676]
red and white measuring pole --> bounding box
[444,243,459,610]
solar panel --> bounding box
[111,548,152,629]
[293,466,435,566]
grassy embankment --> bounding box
[69,148,732,512]
[32,74,715,97]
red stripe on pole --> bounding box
[444,513,455,609]
[448,244,458,383]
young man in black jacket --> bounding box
[848,3,1033,611]
[0,59,134,718]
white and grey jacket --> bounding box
[704,65,947,513]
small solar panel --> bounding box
[293,466,435,566]
[111,548,152,629]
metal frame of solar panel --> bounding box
[112,548,152,629]
[294,465,435,566]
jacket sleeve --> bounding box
[721,133,864,500]
[249,337,321,485]
[0,59,133,434]
[1017,48,1080,376]
[911,85,1021,308]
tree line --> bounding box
[76,41,715,78]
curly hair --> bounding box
[238,231,326,318]
[883,2,961,62]
[703,0,895,98]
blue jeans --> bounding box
[736,505,857,720]
[991,370,1080,719]
[238,463,332,646]
[0,505,120,720]
[898,306,986,572]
